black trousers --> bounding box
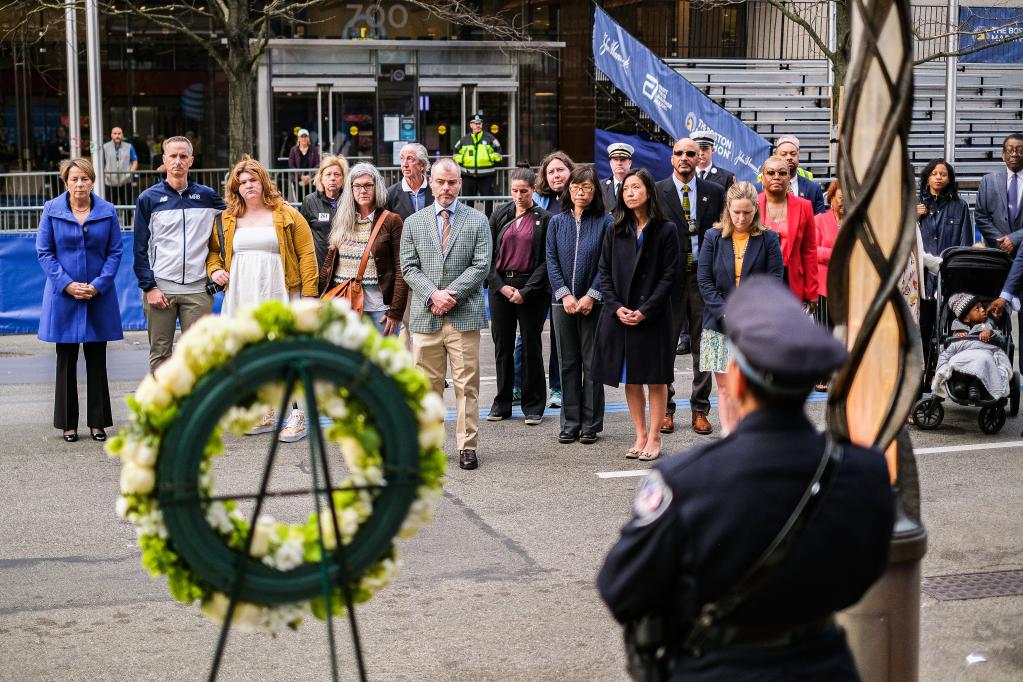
[489,276,549,416]
[461,174,496,197]
[54,342,112,430]
[668,270,712,414]
[552,302,605,434]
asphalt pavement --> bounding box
[0,329,1021,681]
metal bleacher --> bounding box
[665,58,1023,202]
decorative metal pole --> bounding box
[826,0,927,679]
[65,0,81,160]
[85,0,104,197]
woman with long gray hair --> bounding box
[317,163,408,335]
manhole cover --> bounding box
[922,570,1023,601]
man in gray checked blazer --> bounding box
[400,158,492,470]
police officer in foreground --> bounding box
[690,130,736,190]
[598,276,894,681]
[452,114,503,198]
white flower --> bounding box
[319,511,338,550]
[134,374,172,410]
[339,507,360,542]
[135,509,167,539]
[337,318,370,350]
[230,313,265,344]
[201,593,263,632]
[115,496,131,518]
[153,355,196,398]
[329,298,353,315]
[419,392,446,424]
[363,465,384,486]
[337,436,366,470]
[418,422,447,450]
[324,397,348,420]
[249,515,276,558]
[292,299,322,332]
[219,404,267,435]
[121,439,157,468]
[120,462,155,495]
[271,537,304,571]
[205,502,234,535]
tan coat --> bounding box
[207,203,319,297]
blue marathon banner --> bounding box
[592,4,770,182]
[958,7,1023,64]
[594,129,673,182]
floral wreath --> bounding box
[107,299,446,635]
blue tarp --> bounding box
[3,231,144,335]
[592,5,771,182]
[593,129,673,183]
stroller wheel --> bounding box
[978,405,1006,435]
[912,398,944,430]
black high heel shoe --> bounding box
[91,429,107,442]
[63,431,79,443]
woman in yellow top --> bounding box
[207,156,318,441]
[696,181,784,432]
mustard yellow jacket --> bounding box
[206,203,319,297]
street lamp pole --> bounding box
[65,0,81,160]
[944,0,960,162]
[85,0,104,197]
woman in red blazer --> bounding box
[758,155,819,310]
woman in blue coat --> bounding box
[915,158,974,298]
[698,181,784,433]
[37,158,123,442]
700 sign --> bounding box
[342,3,410,38]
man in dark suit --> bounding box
[599,277,894,681]
[979,134,1023,369]
[691,130,736,190]
[601,142,633,213]
[386,142,434,220]
[656,137,725,436]
[775,135,826,215]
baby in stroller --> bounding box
[932,293,1012,402]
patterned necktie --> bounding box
[1010,173,1019,224]
[682,185,693,267]
[440,209,452,252]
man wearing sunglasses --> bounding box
[656,137,724,436]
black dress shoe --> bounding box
[676,337,691,355]
[558,430,579,444]
[63,432,79,443]
[579,432,598,444]
[459,449,478,470]
[91,429,107,441]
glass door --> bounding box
[475,89,516,171]
[328,90,375,163]
[418,89,462,160]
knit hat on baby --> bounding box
[948,292,980,322]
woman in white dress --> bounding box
[207,156,318,441]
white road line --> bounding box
[595,440,1023,479]
[914,440,1023,454]
[596,470,650,479]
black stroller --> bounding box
[912,247,1020,434]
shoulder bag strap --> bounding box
[215,213,226,261]
[682,438,845,656]
[354,212,387,284]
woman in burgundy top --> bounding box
[486,167,552,422]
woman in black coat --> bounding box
[593,168,679,461]
[486,167,551,422]
[697,180,784,433]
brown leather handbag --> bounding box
[320,213,386,314]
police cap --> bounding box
[724,276,847,395]
[470,115,484,124]
[607,142,635,159]
[690,130,717,148]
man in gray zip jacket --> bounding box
[133,135,225,370]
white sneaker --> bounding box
[278,409,308,443]
[246,408,277,435]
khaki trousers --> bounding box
[413,319,481,451]
[143,290,213,370]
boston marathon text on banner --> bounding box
[592,4,770,182]
[958,7,1023,64]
